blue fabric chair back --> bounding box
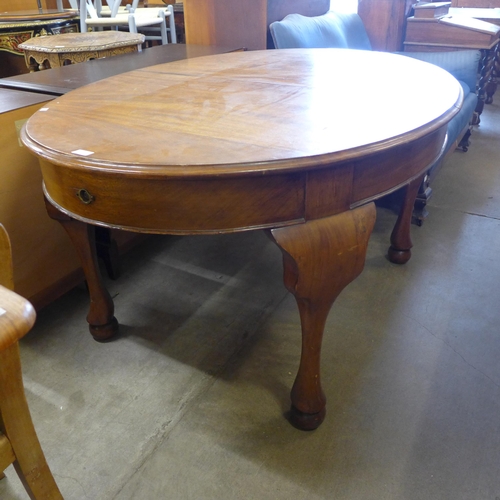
[269,10,372,50]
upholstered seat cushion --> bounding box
[443,88,477,153]
[400,50,481,156]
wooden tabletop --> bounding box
[19,31,145,53]
[24,49,461,179]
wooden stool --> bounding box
[19,31,145,71]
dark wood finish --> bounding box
[22,49,462,429]
[0,10,74,22]
[388,174,425,264]
[0,12,79,78]
[0,86,50,113]
[357,0,414,52]
[0,43,243,95]
[44,201,119,341]
[183,0,330,50]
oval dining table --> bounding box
[22,48,462,431]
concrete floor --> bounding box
[2,100,500,499]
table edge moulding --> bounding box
[21,49,462,431]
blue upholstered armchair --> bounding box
[269,10,480,225]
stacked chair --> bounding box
[79,0,177,46]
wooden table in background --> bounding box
[0,43,243,94]
[19,31,145,71]
[405,14,500,121]
[22,49,462,431]
[0,9,79,77]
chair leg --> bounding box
[0,343,62,499]
[128,13,139,34]
[167,5,177,43]
[159,10,168,44]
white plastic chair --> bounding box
[57,0,79,9]
[100,1,177,44]
[80,0,173,46]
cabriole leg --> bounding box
[45,197,118,341]
[269,204,376,430]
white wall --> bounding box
[330,0,358,12]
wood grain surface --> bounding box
[23,49,462,233]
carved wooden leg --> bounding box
[485,41,500,105]
[45,198,118,341]
[95,227,121,280]
[475,48,495,125]
[269,204,376,430]
[388,174,424,265]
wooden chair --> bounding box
[0,224,62,499]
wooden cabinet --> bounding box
[0,89,83,309]
[357,0,414,52]
[183,0,330,50]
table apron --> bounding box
[40,126,447,235]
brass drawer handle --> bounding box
[76,188,95,205]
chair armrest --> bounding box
[399,50,480,93]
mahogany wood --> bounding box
[22,49,462,429]
[357,0,414,51]
[269,204,376,429]
[388,174,425,264]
